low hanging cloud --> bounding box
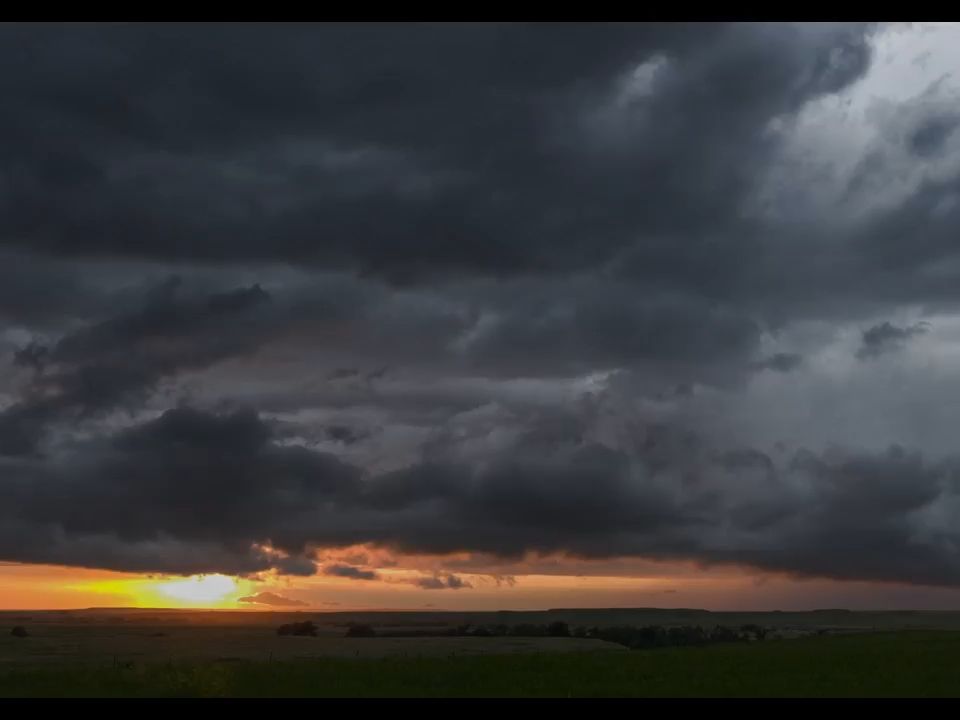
[750,353,803,373]
[322,564,380,581]
[2,406,960,588]
[238,591,308,607]
[856,321,930,360]
[8,23,960,602]
[412,573,472,590]
[0,278,272,456]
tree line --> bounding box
[328,620,772,648]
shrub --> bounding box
[547,621,571,638]
[277,621,318,637]
[508,623,546,637]
[345,623,376,638]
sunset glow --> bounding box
[154,575,239,605]
[45,571,257,610]
[6,23,960,618]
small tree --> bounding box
[277,621,318,637]
[508,623,544,637]
[709,625,742,643]
[546,621,571,638]
[740,623,767,641]
[345,623,376,638]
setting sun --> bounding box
[154,575,239,604]
[58,571,253,609]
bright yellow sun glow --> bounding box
[70,572,251,608]
[154,574,238,604]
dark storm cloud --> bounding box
[856,321,929,360]
[272,555,319,577]
[0,407,359,575]
[454,279,763,383]
[0,23,874,284]
[751,353,803,373]
[412,573,472,590]
[837,75,960,310]
[0,23,890,393]
[0,278,272,456]
[852,174,960,310]
[0,23,697,273]
[3,406,960,587]
[0,252,107,326]
[323,564,380,581]
[10,22,960,593]
[324,425,368,445]
[238,592,308,607]
[909,114,959,157]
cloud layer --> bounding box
[3,406,960,587]
[4,23,960,592]
[238,591,308,607]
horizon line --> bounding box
[1,605,951,614]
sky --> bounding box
[5,22,960,611]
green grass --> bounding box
[3,631,960,697]
[0,626,618,663]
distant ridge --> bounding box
[545,607,709,613]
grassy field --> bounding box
[10,606,960,634]
[0,606,917,665]
[0,624,618,663]
[5,609,960,697]
[2,631,960,697]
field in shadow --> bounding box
[3,631,960,697]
